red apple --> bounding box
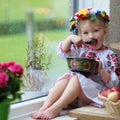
[111,87,120,92]
[107,91,120,102]
[101,89,112,97]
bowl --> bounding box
[67,57,99,76]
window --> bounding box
[8,0,116,119]
[0,0,69,102]
[0,0,110,104]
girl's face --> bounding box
[79,19,107,50]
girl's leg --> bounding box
[32,76,70,119]
[41,75,82,120]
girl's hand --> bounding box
[68,35,83,48]
[97,61,110,84]
[97,61,102,73]
[62,34,83,52]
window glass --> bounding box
[0,0,70,101]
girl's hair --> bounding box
[70,8,110,34]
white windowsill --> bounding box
[9,97,46,120]
[9,97,77,120]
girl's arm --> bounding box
[61,34,82,52]
[99,69,110,84]
[98,61,110,84]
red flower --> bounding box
[0,71,9,88]
[7,63,24,77]
[105,15,109,20]
[0,61,24,102]
[0,61,15,70]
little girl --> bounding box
[32,8,120,120]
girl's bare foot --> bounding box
[40,105,62,120]
[31,105,49,119]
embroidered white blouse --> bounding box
[57,42,120,106]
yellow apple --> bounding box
[107,91,120,102]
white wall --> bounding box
[79,0,110,15]
[79,0,92,9]
[92,0,110,15]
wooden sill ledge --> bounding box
[69,105,120,120]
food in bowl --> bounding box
[67,57,99,76]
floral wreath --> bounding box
[70,8,110,33]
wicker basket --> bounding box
[98,92,120,115]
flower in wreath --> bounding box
[75,8,89,20]
[0,61,24,102]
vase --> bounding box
[26,68,45,91]
[0,101,10,120]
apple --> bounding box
[111,87,120,92]
[101,89,112,97]
[107,91,120,102]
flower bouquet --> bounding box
[0,61,24,102]
[0,61,24,120]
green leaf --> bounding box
[90,15,96,21]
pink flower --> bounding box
[0,61,15,70]
[0,71,9,88]
[7,63,24,77]
[0,61,24,102]
[0,61,23,77]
